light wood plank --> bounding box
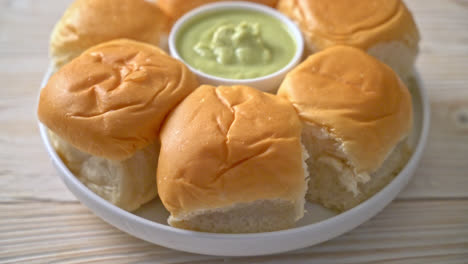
[0,200,467,263]
[399,100,468,198]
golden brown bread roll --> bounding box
[278,46,413,211]
[158,0,278,24]
[39,39,199,161]
[38,39,199,211]
[277,0,420,80]
[157,85,308,233]
[50,0,169,69]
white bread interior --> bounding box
[49,131,159,212]
[302,123,411,211]
[169,199,299,233]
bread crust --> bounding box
[158,0,278,25]
[38,39,199,160]
[277,0,420,52]
[278,46,413,173]
[157,85,306,218]
[50,0,169,68]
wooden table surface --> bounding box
[1,0,468,263]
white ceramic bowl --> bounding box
[38,66,430,256]
[168,2,304,93]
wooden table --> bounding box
[1,0,467,263]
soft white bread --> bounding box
[277,0,420,80]
[157,85,308,233]
[49,131,159,211]
[38,39,199,161]
[50,0,169,69]
[278,46,413,211]
[38,39,198,211]
[158,0,278,26]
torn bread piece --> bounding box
[278,46,413,211]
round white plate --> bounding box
[38,67,430,256]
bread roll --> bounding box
[39,39,198,160]
[157,85,308,233]
[277,0,420,80]
[50,0,169,69]
[158,0,278,25]
[38,39,199,211]
[277,46,413,211]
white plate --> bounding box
[38,67,430,256]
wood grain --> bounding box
[0,200,467,263]
[1,0,468,262]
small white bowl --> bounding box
[168,2,304,93]
[38,66,430,256]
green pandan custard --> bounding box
[176,9,296,79]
